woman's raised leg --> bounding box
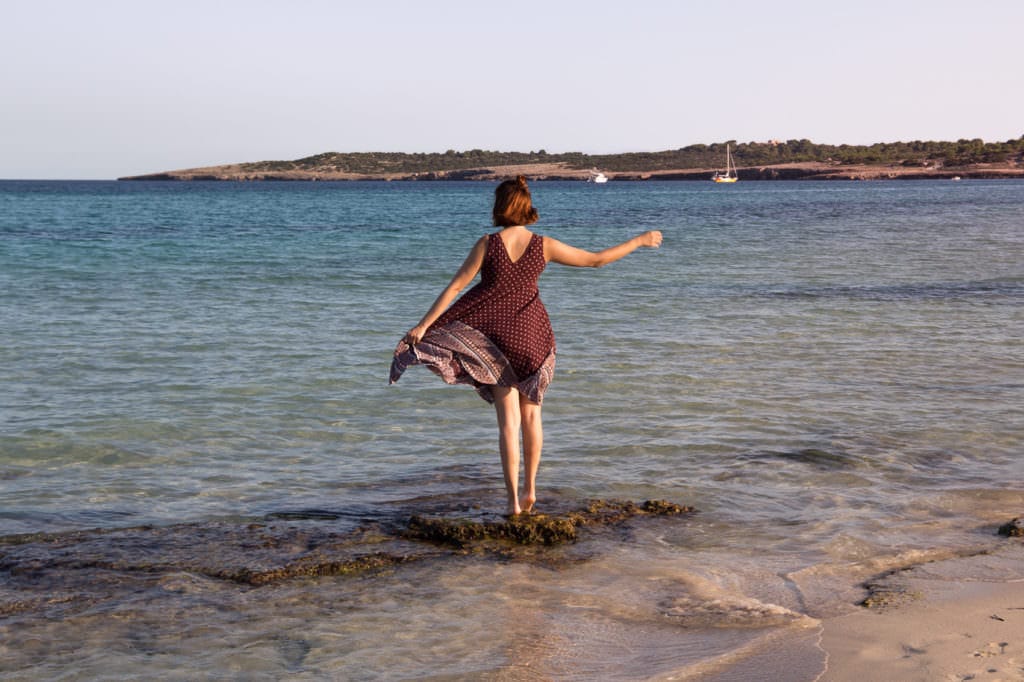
[519,395,543,513]
[492,385,523,515]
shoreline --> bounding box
[117,160,1024,182]
[815,542,1024,681]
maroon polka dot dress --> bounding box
[390,232,556,404]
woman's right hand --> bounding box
[405,324,428,346]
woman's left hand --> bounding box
[640,230,663,248]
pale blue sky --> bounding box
[3,0,1022,179]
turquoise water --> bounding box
[2,179,1022,678]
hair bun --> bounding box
[516,175,528,188]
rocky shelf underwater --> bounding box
[0,494,693,619]
[3,491,1022,622]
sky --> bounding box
[2,0,1023,179]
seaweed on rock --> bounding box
[405,498,694,549]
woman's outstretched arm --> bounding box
[404,236,488,345]
[543,230,662,267]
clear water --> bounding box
[2,179,1022,679]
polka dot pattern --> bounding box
[432,232,556,386]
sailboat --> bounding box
[711,144,739,183]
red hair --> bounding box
[492,175,539,227]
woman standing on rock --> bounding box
[390,176,662,516]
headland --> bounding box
[119,138,1024,181]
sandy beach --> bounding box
[817,543,1024,681]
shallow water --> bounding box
[1,179,1022,678]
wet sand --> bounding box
[817,545,1024,681]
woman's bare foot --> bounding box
[520,491,536,514]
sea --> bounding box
[1,178,1022,680]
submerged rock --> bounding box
[997,518,1024,537]
[0,497,695,616]
[211,551,419,586]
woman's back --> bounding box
[433,231,554,382]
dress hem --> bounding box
[389,320,555,404]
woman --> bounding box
[390,176,662,515]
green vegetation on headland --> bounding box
[120,136,1024,181]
